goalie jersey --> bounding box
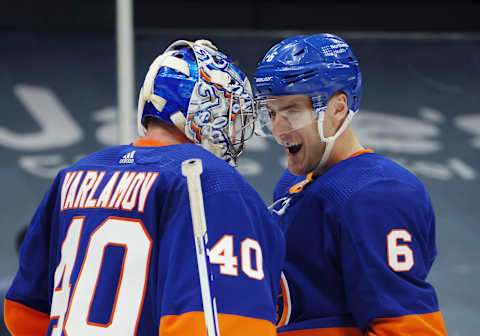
[272,151,447,335]
[4,138,285,336]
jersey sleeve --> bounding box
[156,179,284,335]
[338,180,447,335]
[4,174,62,335]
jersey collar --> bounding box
[133,138,175,147]
[295,148,374,192]
[271,148,374,215]
[348,148,374,159]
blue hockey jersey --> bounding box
[272,150,447,335]
[4,138,285,335]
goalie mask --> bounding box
[137,39,255,166]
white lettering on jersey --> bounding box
[61,170,158,212]
[121,172,146,211]
[109,172,137,209]
[96,171,120,208]
[137,172,158,212]
[63,171,84,210]
[85,172,106,208]
[61,171,76,211]
[73,171,99,208]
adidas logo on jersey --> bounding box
[119,150,135,164]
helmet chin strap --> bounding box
[314,109,356,175]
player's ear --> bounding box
[330,92,348,120]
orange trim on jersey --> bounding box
[366,311,447,336]
[348,148,374,159]
[278,327,362,336]
[4,299,50,336]
[289,172,314,194]
[133,138,175,147]
[159,311,276,336]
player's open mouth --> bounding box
[285,142,302,154]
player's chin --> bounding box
[287,154,307,176]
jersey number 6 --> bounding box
[387,229,414,272]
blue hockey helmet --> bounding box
[137,39,255,165]
[254,33,362,114]
[254,34,362,173]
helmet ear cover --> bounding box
[137,40,256,165]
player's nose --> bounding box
[272,113,293,138]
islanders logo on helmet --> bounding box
[254,33,362,114]
[137,39,255,165]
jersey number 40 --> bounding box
[49,216,152,335]
[209,234,264,280]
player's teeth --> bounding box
[288,144,302,154]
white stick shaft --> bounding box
[182,159,220,336]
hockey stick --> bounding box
[182,158,221,336]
